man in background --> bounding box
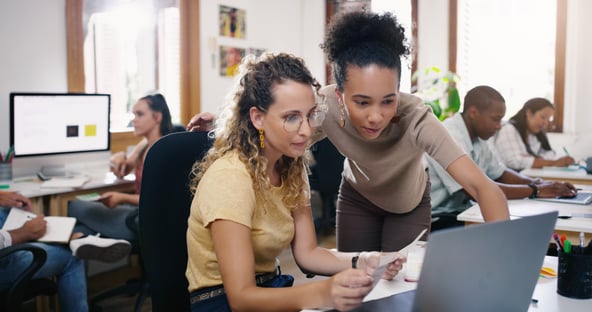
[427,85,577,231]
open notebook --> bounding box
[2,208,76,243]
[534,191,592,205]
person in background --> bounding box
[68,93,173,249]
[492,97,575,171]
[187,11,510,252]
[427,86,578,231]
[1,190,126,311]
[186,52,405,312]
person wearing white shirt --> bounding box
[492,97,574,171]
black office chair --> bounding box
[139,131,213,312]
[0,243,58,312]
[309,138,345,236]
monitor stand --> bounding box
[38,165,68,180]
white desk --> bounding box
[301,257,591,311]
[3,170,135,216]
[457,185,592,244]
[522,167,592,185]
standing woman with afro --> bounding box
[316,10,509,252]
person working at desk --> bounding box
[0,190,130,311]
[68,93,173,244]
[186,53,405,311]
[492,97,575,171]
[188,11,510,252]
[427,86,578,230]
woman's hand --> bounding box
[325,269,373,311]
[554,156,575,167]
[186,112,216,132]
[98,192,123,208]
[110,151,128,179]
[357,251,406,281]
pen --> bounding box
[564,240,572,254]
[553,233,563,251]
[562,146,570,156]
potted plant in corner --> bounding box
[411,66,461,121]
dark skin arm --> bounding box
[494,169,577,199]
[8,215,47,244]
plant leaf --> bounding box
[448,88,461,113]
[426,100,442,118]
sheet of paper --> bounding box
[75,192,102,201]
[41,176,90,188]
[1,208,76,243]
[367,229,428,289]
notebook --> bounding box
[2,208,76,243]
[337,211,558,312]
[534,191,592,205]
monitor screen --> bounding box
[10,93,111,157]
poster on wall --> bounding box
[219,5,246,38]
[220,46,245,77]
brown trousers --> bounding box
[336,176,431,252]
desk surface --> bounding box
[301,257,591,312]
[457,185,592,235]
[522,167,592,185]
[2,169,135,216]
[5,171,135,199]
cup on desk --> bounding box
[557,248,592,299]
[0,163,12,181]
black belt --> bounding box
[190,269,279,303]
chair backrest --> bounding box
[0,243,57,312]
[138,131,213,312]
[309,138,344,194]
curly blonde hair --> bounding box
[190,52,322,210]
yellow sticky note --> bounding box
[85,124,97,137]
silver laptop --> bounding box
[337,211,558,312]
[534,191,592,205]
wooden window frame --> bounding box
[65,0,201,129]
[448,0,566,132]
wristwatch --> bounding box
[528,182,539,198]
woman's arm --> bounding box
[110,138,147,178]
[447,155,510,221]
[290,204,405,281]
[99,192,139,208]
[210,219,374,312]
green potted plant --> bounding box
[411,66,461,121]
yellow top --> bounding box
[185,151,298,291]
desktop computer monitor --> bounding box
[9,92,111,177]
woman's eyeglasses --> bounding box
[283,110,326,133]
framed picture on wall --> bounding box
[220,46,245,77]
[219,5,246,38]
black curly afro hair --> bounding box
[320,11,410,91]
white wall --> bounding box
[199,0,325,115]
[0,0,68,151]
[1,0,590,161]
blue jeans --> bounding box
[68,200,137,241]
[0,208,88,312]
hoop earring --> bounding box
[259,128,265,149]
[339,103,346,128]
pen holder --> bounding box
[557,248,592,299]
[0,163,12,181]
